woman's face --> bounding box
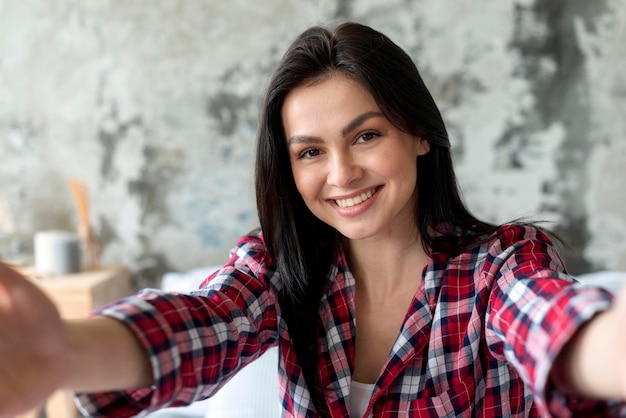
[282,74,429,242]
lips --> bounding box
[334,187,378,208]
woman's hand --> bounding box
[551,283,626,400]
[0,262,69,417]
[610,283,626,399]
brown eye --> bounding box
[299,148,321,159]
[356,131,379,143]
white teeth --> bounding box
[335,189,375,208]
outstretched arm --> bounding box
[551,283,626,400]
[64,316,153,392]
[0,262,152,417]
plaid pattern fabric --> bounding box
[75,224,625,417]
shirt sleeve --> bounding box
[483,224,625,417]
[74,233,279,418]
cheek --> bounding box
[374,150,416,181]
[292,168,320,201]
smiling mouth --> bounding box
[334,188,378,208]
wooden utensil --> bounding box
[69,179,101,270]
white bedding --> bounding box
[575,270,626,294]
[146,266,280,418]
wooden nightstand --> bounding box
[16,266,132,418]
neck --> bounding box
[344,231,429,301]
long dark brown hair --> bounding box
[255,22,497,416]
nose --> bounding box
[327,151,362,187]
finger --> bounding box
[0,263,27,309]
[0,261,28,289]
[0,264,18,310]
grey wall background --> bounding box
[1,0,625,288]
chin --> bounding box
[334,227,375,241]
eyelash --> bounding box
[295,131,381,160]
[357,131,379,143]
[297,148,321,159]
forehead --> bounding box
[281,75,380,134]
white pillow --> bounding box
[157,267,281,418]
[160,266,221,293]
[576,270,626,294]
[203,347,280,418]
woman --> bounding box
[1,22,626,418]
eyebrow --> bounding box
[341,111,384,136]
[286,111,384,146]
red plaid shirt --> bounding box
[75,224,624,417]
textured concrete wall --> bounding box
[1,0,625,287]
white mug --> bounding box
[34,230,81,276]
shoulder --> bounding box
[497,222,554,241]
[442,222,567,280]
[228,228,273,277]
[488,223,554,252]
[480,222,569,279]
[435,222,557,260]
[199,229,276,290]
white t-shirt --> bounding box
[350,380,375,418]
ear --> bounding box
[414,136,430,157]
